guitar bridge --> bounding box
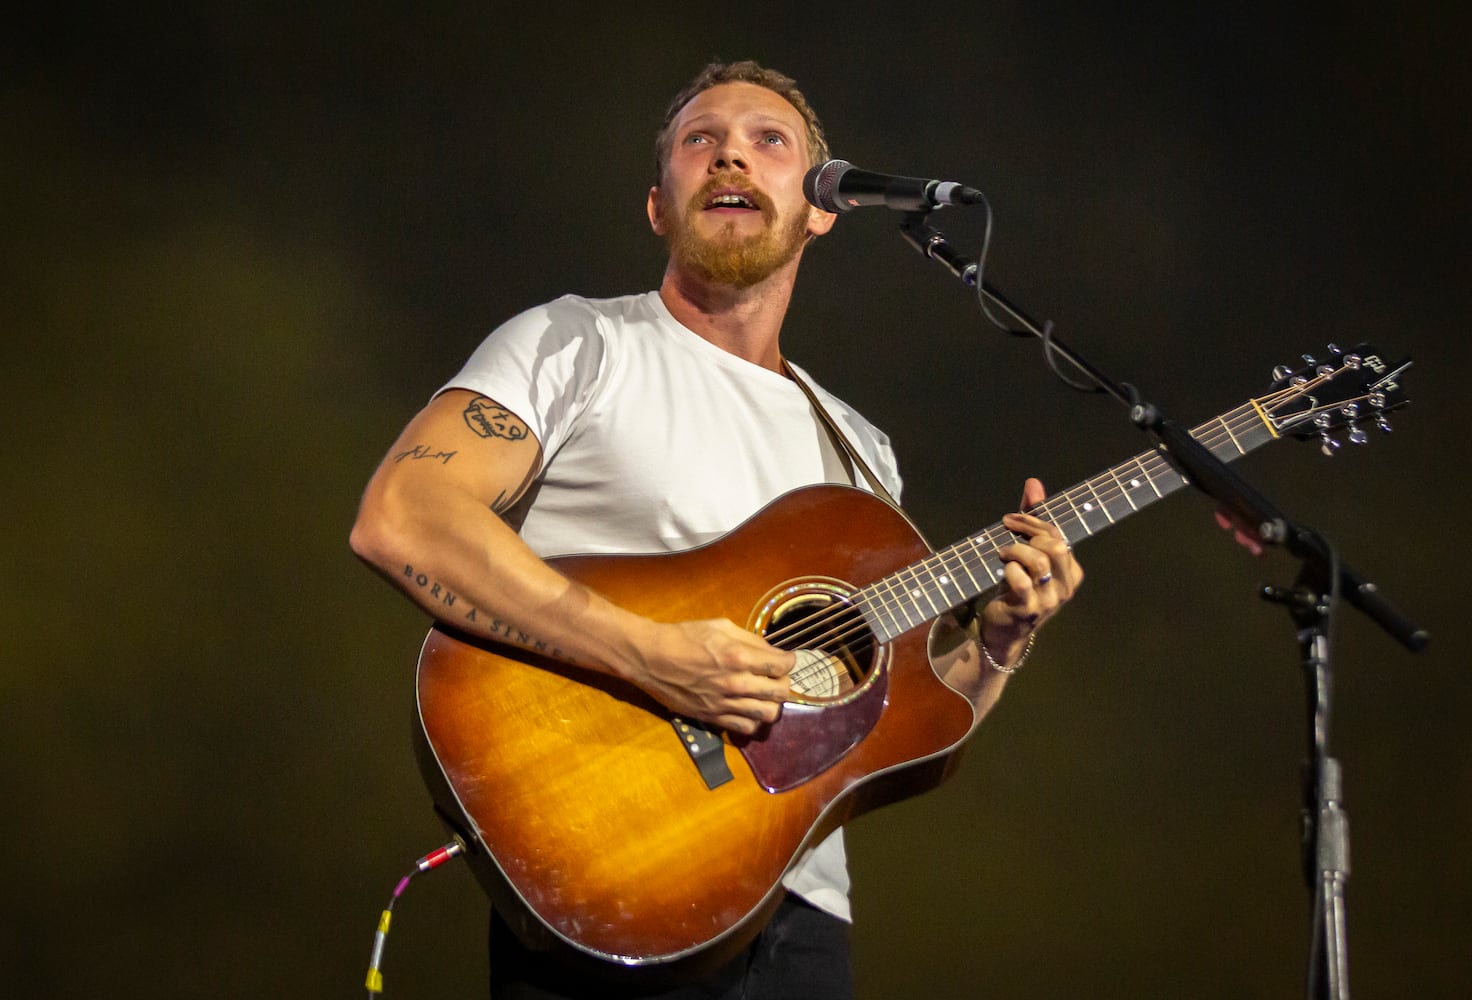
[671,716,733,790]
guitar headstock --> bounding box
[1256,344,1412,455]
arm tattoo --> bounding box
[401,563,579,666]
[463,397,529,441]
[394,443,457,464]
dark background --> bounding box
[5,4,1467,997]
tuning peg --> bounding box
[1348,426,1369,445]
[1327,343,1343,356]
[1340,402,1360,419]
[1320,433,1341,456]
[1272,364,1294,380]
[1376,415,1393,434]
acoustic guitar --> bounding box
[412,345,1408,972]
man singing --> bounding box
[351,59,1082,1000]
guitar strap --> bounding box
[783,359,901,509]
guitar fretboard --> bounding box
[856,399,1280,644]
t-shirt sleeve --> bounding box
[436,295,609,464]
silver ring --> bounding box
[1036,573,1053,586]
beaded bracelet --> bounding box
[982,631,1038,675]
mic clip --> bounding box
[899,212,978,288]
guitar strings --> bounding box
[859,382,1369,635]
[768,395,1276,653]
[857,377,1373,632]
[762,372,1375,663]
[765,406,1230,656]
[863,380,1371,652]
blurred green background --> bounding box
[4,4,1467,997]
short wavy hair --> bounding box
[653,60,831,185]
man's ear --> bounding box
[807,205,837,239]
[647,186,667,236]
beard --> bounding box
[661,177,812,289]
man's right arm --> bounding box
[349,388,793,734]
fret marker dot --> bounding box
[910,589,922,598]
[1129,478,1141,488]
[939,575,950,585]
[1083,502,1095,512]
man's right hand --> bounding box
[623,619,796,736]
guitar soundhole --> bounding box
[751,579,881,706]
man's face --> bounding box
[648,82,835,289]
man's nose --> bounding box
[712,141,748,172]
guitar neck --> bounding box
[858,399,1278,644]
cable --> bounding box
[953,194,1104,396]
[364,837,466,996]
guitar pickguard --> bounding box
[738,577,890,792]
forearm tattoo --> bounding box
[401,563,577,665]
[463,397,528,441]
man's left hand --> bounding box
[976,477,1083,668]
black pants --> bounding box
[489,894,854,1000]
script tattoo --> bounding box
[402,564,465,611]
[463,397,528,441]
[394,443,457,465]
[401,563,577,665]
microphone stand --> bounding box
[897,211,1429,1000]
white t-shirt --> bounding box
[441,290,902,922]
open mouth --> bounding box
[705,192,759,210]
[700,183,767,215]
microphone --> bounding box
[803,159,985,214]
